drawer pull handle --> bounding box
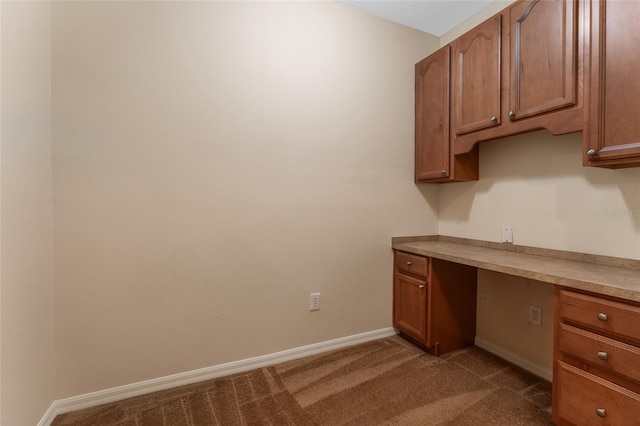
[596,408,606,418]
[597,351,608,360]
[419,285,425,289]
[597,313,608,322]
[406,261,412,266]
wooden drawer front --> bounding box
[558,323,640,384]
[395,252,428,277]
[556,361,640,425]
[558,290,640,345]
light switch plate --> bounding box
[501,226,513,243]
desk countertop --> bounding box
[392,236,640,303]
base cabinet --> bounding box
[553,288,640,424]
[393,251,477,356]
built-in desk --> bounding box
[392,235,640,302]
[392,235,640,425]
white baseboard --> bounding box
[474,337,553,382]
[38,327,397,426]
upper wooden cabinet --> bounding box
[415,46,478,182]
[509,0,577,120]
[452,15,502,136]
[452,0,584,155]
[415,46,450,181]
[414,0,640,181]
[584,0,640,168]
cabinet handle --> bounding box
[508,110,515,119]
[406,261,412,266]
[587,148,597,157]
[419,285,425,289]
[597,313,608,322]
[440,169,447,175]
[597,351,608,360]
[490,115,497,123]
[596,408,606,418]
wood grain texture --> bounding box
[554,361,640,425]
[557,289,640,346]
[554,288,640,424]
[452,15,502,136]
[415,46,479,183]
[415,46,450,181]
[558,323,640,385]
[429,258,478,356]
[454,0,584,155]
[394,272,428,344]
[584,0,640,167]
[393,251,477,356]
[509,0,576,120]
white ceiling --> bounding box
[340,0,493,37]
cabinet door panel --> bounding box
[415,47,450,181]
[394,273,428,344]
[585,0,640,166]
[510,0,577,120]
[452,15,501,136]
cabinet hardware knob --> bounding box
[406,261,412,265]
[490,115,497,122]
[508,110,515,119]
[597,351,608,360]
[596,408,606,418]
[441,169,447,175]
[419,285,425,289]
[587,148,597,156]
[597,313,608,322]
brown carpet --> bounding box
[52,336,553,425]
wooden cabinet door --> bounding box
[415,46,450,181]
[452,15,502,136]
[585,0,640,167]
[393,272,428,345]
[509,0,577,121]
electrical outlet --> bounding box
[309,293,320,311]
[528,305,542,326]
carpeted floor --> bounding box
[52,336,553,425]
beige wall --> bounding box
[476,270,554,372]
[1,1,55,424]
[51,1,440,398]
[439,132,640,258]
[439,0,640,374]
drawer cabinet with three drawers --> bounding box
[553,288,640,425]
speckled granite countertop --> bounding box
[392,236,640,303]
